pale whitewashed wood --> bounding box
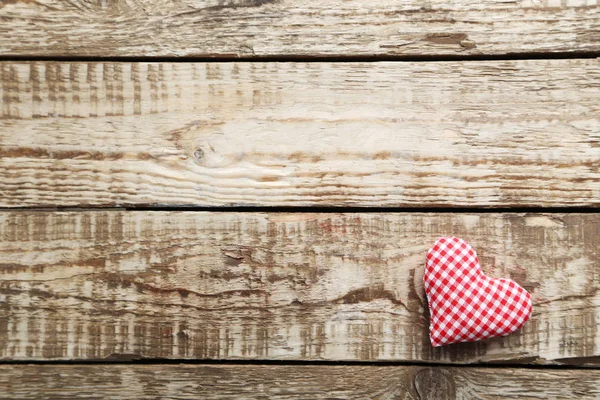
[0,0,600,57]
[0,211,598,364]
[1,60,599,208]
[1,364,599,399]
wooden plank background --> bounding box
[1,0,600,397]
[0,0,599,58]
[0,211,598,364]
[1,60,599,208]
[2,364,600,399]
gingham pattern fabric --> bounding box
[424,237,532,347]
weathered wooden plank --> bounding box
[0,211,598,364]
[1,364,600,399]
[1,0,600,57]
[1,60,599,208]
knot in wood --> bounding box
[414,368,456,400]
[193,148,204,161]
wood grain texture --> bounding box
[0,211,598,364]
[1,60,599,208]
[2,364,600,399]
[0,0,600,57]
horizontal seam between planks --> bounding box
[0,206,599,213]
[0,51,599,63]
[0,359,599,370]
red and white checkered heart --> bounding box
[424,237,532,347]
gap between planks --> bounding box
[1,51,600,64]
[1,358,600,370]
[2,206,600,214]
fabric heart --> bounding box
[424,237,532,347]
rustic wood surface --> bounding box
[1,0,600,58]
[2,2,599,397]
[1,364,600,400]
[0,211,597,363]
[1,60,599,208]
